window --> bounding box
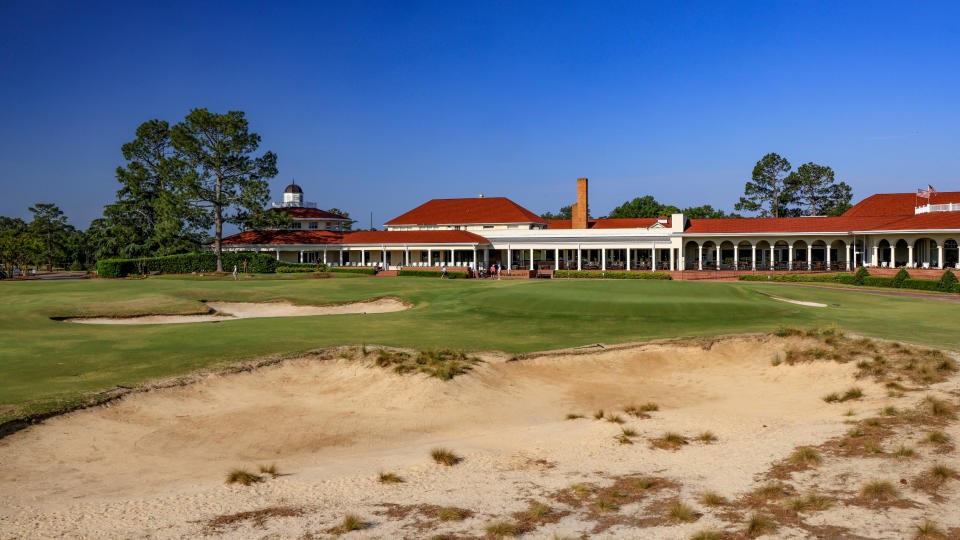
[308,222,318,230]
[508,225,518,229]
[291,222,302,229]
[483,225,494,229]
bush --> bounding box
[863,276,894,288]
[398,269,467,278]
[554,270,672,280]
[903,278,940,292]
[852,266,870,285]
[738,273,847,283]
[938,270,958,292]
[836,273,857,284]
[97,252,279,278]
[891,268,910,288]
[277,262,327,272]
[328,266,377,275]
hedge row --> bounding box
[328,266,377,275]
[397,269,467,278]
[97,253,279,278]
[554,270,672,280]
[738,273,848,283]
[738,268,960,294]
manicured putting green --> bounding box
[1,276,958,422]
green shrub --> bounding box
[836,273,857,284]
[739,273,847,283]
[852,266,869,285]
[328,266,377,275]
[902,278,940,292]
[97,252,279,278]
[554,270,671,280]
[938,270,958,292]
[891,268,910,288]
[397,269,467,278]
[863,276,894,288]
[277,262,327,272]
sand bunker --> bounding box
[759,291,828,307]
[61,297,408,324]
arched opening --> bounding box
[684,241,699,270]
[791,240,808,270]
[877,239,892,267]
[773,240,790,270]
[945,239,959,269]
[912,238,938,269]
[830,239,847,270]
[756,240,772,269]
[811,239,828,270]
[736,241,753,270]
[894,239,909,267]
[718,241,735,270]
[701,240,718,270]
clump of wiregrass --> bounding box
[771,354,782,366]
[526,501,552,519]
[593,409,605,420]
[654,432,689,449]
[924,430,951,445]
[484,520,519,537]
[789,446,822,466]
[430,447,461,466]
[569,482,592,497]
[745,513,777,537]
[565,413,584,420]
[337,513,365,532]
[697,431,718,443]
[863,441,885,454]
[225,468,263,486]
[623,403,657,417]
[595,498,619,512]
[435,507,470,521]
[786,492,833,512]
[914,518,947,540]
[615,434,633,445]
[913,464,959,492]
[750,481,791,501]
[922,395,957,419]
[667,501,698,522]
[891,445,917,459]
[258,464,280,478]
[375,348,482,380]
[634,477,656,490]
[606,414,625,424]
[698,491,728,506]
[880,406,900,416]
[860,479,899,501]
[621,427,637,437]
[690,529,724,540]
[823,386,864,403]
[378,471,403,483]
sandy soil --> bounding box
[62,298,409,325]
[0,335,957,539]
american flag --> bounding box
[918,185,937,198]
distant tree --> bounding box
[171,109,278,272]
[326,208,353,231]
[28,203,69,270]
[785,162,852,216]
[541,205,573,220]
[0,216,27,234]
[0,230,43,274]
[681,205,741,219]
[606,196,679,219]
[103,119,207,259]
[735,153,793,218]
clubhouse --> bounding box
[221,179,960,274]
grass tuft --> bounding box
[690,530,724,540]
[527,501,551,519]
[258,464,280,478]
[594,409,605,419]
[378,471,403,483]
[745,513,777,537]
[667,501,698,522]
[565,413,584,420]
[860,479,898,501]
[595,498,619,513]
[697,431,718,443]
[435,507,469,521]
[923,395,957,419]
[634,477,656,490]
[606,414,625,424]
[924,430,950,445]
[914,518,946,540]
[484,520,519,537]
[840,386,864,402]
[662,432,689,446]
[621,427,637,437]
[789,446,822,466]
[698,491,728,506]
[892,445,917,459]
[430,447,461,466]
[340,513,364,532]
[225,468,262,486]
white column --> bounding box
[601,248,606,271]
[751,244,756,271]
[507,248,512,270]
[427,248,432,266]
[845,243,851,271]
[626,247,631,271]
[322,249,327,264]
[698,244,703,271]
[938,244,944,269]
[669,247,675,271]
[276,251,280,261]
[807,245,813,270]
[770,245,775,270]
[733,245,739,270]
[715,244,720,269]
[450,249,455,266]
[788,245,793,270]
[826,244,831,269]
[907,244,914,268]
[529,248,534,270]
[555,248,560,270]
[473,248,477,269]
[872,245,878,267]
[577,246,582,271]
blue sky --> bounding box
[1,1,958,229]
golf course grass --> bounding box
[2,275,959,424]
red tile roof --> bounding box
[383,197,544,225]
[866,212,960,232]
[684,216,899,234]
[269,207,352,220]
[221,229,489,246]
[843,192,960,217]
[222,230,343,245]
[547,218,664,229]
[341,230,489,245]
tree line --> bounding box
[541,152,852,221]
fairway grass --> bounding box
[2,276,960,424]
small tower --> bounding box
[283,180,304,206]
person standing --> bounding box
[441,265,447,279]
[232,264,238,281]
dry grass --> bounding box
[327,513,364,533]
[860,479,899,502]
[697,431,718,443]
[484,520,519,537]
[667,501,699,522]
[527,502,551,519]
[258,464,279,478]
[913,464,959,492]
[204,506,303,532]
[225,468,262,486]
[375,348,482,380]
[923,395,957,419]
[378,471,403,483]
[615,434,633,445]
[698,491,728,506]
[606,414,625,424]
[430,447,461,466]
[593,409,605,420]
[914,518,947,539]
[690,529,724,540]
[435,507,471,521]
[565,413,584,420]
[745,513,777,538]
[652,432,689,450]
[891,445,917,459]
[621,427,637,437]
[751,481,792,501]
[789,446,822,466]
[786,492,833,512]
[924,430,950,445]
[595,498,620,513]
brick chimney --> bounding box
[571,177,589,229]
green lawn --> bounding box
[2,276,959,423]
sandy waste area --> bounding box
[61,298,409,325]
[1,333,959,539]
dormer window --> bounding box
[291,222,302,230]
[308,221,318,230]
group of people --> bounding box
[442,262,504,279]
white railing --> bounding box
[272,201,318,209]
[915,203,959,214]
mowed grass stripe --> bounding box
[1,277,959,422]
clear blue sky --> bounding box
[1,1,958,229]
